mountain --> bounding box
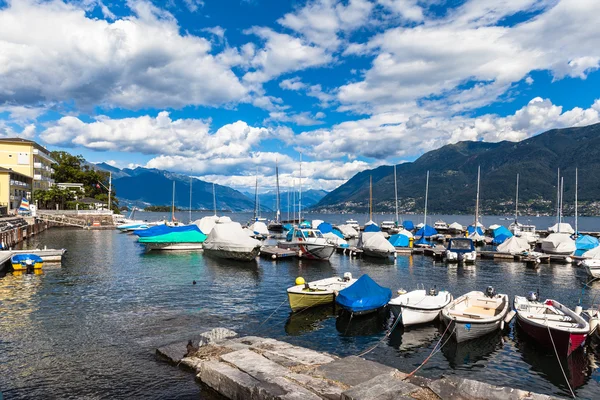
[93,164,256,212]
[314,123,600,215]
[243,189,329,212]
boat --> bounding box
[496,236,530,255]
[249,220,269,239]
[514,292,588,356]
[287,273,357,312]
[445,238,476,263]
[345,219,360,231]
[388,287,452,326]
[440,287,509,343]
[541,233,576,255]
[336,274,392,316]
[448,222,464,233]
[433,220,449,231]
[202,218,262,261]
[582,307,600,337]
[277,226,336,260]
[380,221,396,231]
[508,174,539,243]
[336,224,359,239]
[117,221,148,232]
[136,224,207,251]
[359,231,397,259]
[267,160,284,232]
[11,253,43,271]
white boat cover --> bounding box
[396,228,413,238]
[365,220,378,227]
[311,220,325,229]
[360,232,396,253]
[416,223,424,229]
[193,215,219,234]
[497,236,530,254]
[217,216,232,224]
[541,233,576,254]
[249,221,269,235]
[337,224,359,238]
[583,245,600,259]
[469,232,485,241]
[449,222,463,231]
[242,227,255,237]
[204,221,261,250]
[548,223,575,234]
[323,232,348,246]
[489,224,501,230]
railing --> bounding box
[37,209,114,216]
[33,162,42,169]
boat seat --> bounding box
[448,309,485,319]
[464,306,497,317]
[526,314,572,322]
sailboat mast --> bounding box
[292,180,296,223]
[575,168,578,236]
[424,171,429,227]
[394,165,399,224]
[275,160,280,223]
[213,183,217,216]
[515,173,519,223]
[254,172,258,221]
[189,176,192,223]
[171,181,175,222]
[559,177,564,228]
[369,175,373,222]
[299,153,302,223]
[556,168,560,224]
[474,166,480,229]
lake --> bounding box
[0,212,599,399]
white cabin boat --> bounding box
[509,222,539,244]
[380,221,396,231]
[278,227,336,260]
[345,219,360,231]
[433,220,449,231]
[388,287,452,326]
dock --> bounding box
[158,328,555,400]
[260,246,297,260]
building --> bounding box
[56,183,85,200]
[0,167,33,212]
[0,138,56,192]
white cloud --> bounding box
[269,111,325,126]
[183,0,204,12]
[0,0,246,109]
[377,0,425,22]
[280,77,306,91]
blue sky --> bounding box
[0,0,599,192]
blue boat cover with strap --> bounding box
[415,224,437,237]
[389,233,409,247]
[336,274,392,313]
[135,224,201,237]
[403,220,414,230]
[364,224,380,232]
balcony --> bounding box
[34,162,42,169]
[34,174,42,180]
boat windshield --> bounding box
[449,240,473,250]
[302,230,323,238]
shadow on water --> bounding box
[335,308,390,337]
[284,304,337,336]
[387,322,440,354]
[441,330,505,368]
[513,322,593,391]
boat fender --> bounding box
[574,305,582,315]
[272,254,277,260]
[295,277,305,285]
[397,288,407,295]
[298,250,303,257]
[501,320,505,330]
[343,272,352,281]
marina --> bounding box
[1,212,600,399]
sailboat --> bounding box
[414,171,437,246]
[508,174,538,243]
[467,166,484,244]
[268,160,284,232]
[542,174,575,255]
[358,176,397,259]
[249,172,269,239]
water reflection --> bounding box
[388,323,439,353]
[285,305,336,336]
[336,308,389,336]
[441,330,504,368]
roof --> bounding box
[0,166,33,181]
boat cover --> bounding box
[415,224,437,237]
[360,232,396,252]
[364,223,381,233]
[541,233,576,254]
[548,223,575,234]
[336,274,392,313]
[300,220,311,228]
[583,245,600,259]
[336,224,359,238]
[331,227,344,238]
[576,235,599,250]
[403,220,414,230]
[323,232,348,247]
[204,222,261,249]
[492,226,513,244]
[249,221,269,235]
[193,215,219,234]
[138,229,207,243]
[449,222,463,231]
[283,223,293,231]
[311,220,324,229]
[317,222,334,234]
[489,224,501,230]
[467,225,484,236]
[389,233,410,247]
[135,224,199,237]
[11,254,43,264]
[497,236,530,253]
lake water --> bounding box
[1,212,599,399]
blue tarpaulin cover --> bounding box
[415,224,438,237]
[467,225,484,236]
[331,228,344,239]
[576,235,599,250]
[492,226,512,238]
[135,224,200,237]
[336,274,392,313]
[403,220,414,230]
[317,222,333,234]
[415,236,430,246]
[283,223,293,231]
[364,224,381,232]
[493,233,511,244]
[389,233,410,247]
[300,220,311,228]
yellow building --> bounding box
[0,138,56,213]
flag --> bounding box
[18,197,30,212]
[96,183,101,189]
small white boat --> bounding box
[514,293,588,356]
[345,219,360,231]
[202,219,262,261]
[509,222,539,244]
[144,242,204,251]
[440,287,509,343]
[433,220,449,231]
[388,287,453,326]
[287,273,357,312]
[445,238,476,263]
[380,221,396,231]
[359,231,396,259]
[278,227,336,260]
[541,233,576,255]
[582,259,600,279]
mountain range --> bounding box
[242,189,329,213]
[314,123,600,215]
[94,163,256,212]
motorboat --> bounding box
[582,308,600,337]
[445,238,476,263]
[202,219,262,261]
[496,236,530,255]
[336,224,359,239]
[136,225,207,251]
[358,231,396,259]
[440,287,509,343]
[345,219,360,231]
[287,273,357,312]
[249,220,269,240]
[388,287,452,326]
[581,246,600,278]
[277,227,336,260]
[448,222,464,233]
[336,274,392,316]
[11,254,43,271]
[514,292,588,356]
[434,220,449,231]
[541,233,576,255]
[380,221,396,231]
[509,222,539,244]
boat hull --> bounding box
[11,261,43,271]
[278,242,335,260]
[362,248,395,259]
[203,246,260,261]
[288,291,335,312]
[390,305,442,325]
[516,316,586,356]
[441,316,503,343]
[145,242,203,251]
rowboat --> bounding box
[287,273,356,312]
[440,287,509,343]
[388,287,452,326]
[514,293,588,356]
[11,253,43,271]
[336,274,392,316]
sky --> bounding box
[1,0,600,193]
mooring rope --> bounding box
[546,323,576,399]
[404,319,455,380]
[356,311,403,357]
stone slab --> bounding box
[340,372,420,400]
[285,372,346,400]
[260,345,335,366]
[268,376,323,400]
[200,327,238,345]
[315,356,397,387]
[197,360,263,400]
[428,377,559,400]
[156,339,198,364]
[220,349,290,381]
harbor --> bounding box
[1,213,600,399]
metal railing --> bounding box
[37,209,114,216]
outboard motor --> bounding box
[485,286,496,298]
[526,291,538,302]
[428,285,438,296]
[343,272,352,282]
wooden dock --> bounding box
[259,246,297,260]
[423,247,446,259]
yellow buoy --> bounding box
[295,277,305,285]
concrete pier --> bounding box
[158,328,559,400]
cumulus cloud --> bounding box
[0,0,246,109]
